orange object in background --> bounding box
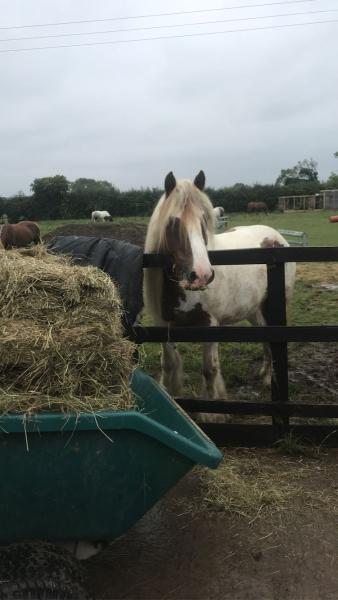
[329,216,338,223]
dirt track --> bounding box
[86,456,338,600]
[43,222,147,248]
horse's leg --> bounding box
[1,225,12,249]
[160,342,183,397]
[202,342,227,399]
[249,310,272,386]
[32,231,41,245]
[34,226,42,245]
[197,342,229,424]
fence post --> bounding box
[266,261,289,432]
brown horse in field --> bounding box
[0,221,41,249]
[247,201,268,215]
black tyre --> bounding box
[0,542,89,599]
[0,578,86,599]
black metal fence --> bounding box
[132,246,338,447]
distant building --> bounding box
[278,190,338,211]
[321,190,338,209]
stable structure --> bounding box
[322,189,338,209]
[278,190,338,211]
[278,194,322,211]
[132,246,338,447]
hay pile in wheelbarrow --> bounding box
[0,246,136,414]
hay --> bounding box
[0,246,137,414]
[199,451,299,519]
[195,450,338,522]
[177,450,306,521]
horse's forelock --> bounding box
[153,180,214,252]
[159,216,190,255]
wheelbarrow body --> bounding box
[0,369,222,544]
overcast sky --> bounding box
[1,0,337,196]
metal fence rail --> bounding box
[133,246,338,446]
[277,229,308,246]
[215,215,229,233]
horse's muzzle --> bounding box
[180,268,215,291]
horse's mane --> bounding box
[144,179,215,323]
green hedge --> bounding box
[2,182,323,222]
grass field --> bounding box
[39,210,338,245]
[228,210,338,246]
[41,211,338,404]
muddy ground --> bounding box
[86,454,338,600]
[45,223,338,599]
[43,222,148,248]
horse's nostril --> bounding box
[189,271,198,283]
[207,270,215,285]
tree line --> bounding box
[1,157,337,222]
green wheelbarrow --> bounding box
[0,369,222,599]
[0,368,221,544]
[0,369,222,597]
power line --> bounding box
[0,17,336,53]
[0,0,319,30]
[1,8,336,43]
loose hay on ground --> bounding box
[198,450,302,519]
[0,246,137,414]
[177,449,338,522]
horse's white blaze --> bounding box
[187,222,213,287]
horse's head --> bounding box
[149,171,215,291]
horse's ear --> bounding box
[164,171,176,197]
[194,170,205,191]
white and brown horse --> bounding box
[144,171,296,402]
[0,221,41,249]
